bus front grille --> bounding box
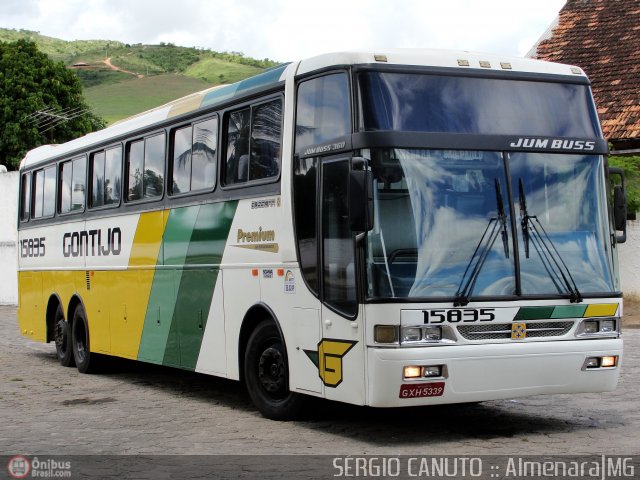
[457,321,574,340]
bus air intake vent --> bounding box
[457,321,574,340]
[85,271,91,291]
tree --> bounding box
[609,155,640,217]
[0,39,105,170]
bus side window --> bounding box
[191,117,217,191]
[250,100,281,181]
[20,173,31,221]
[295,73,351,154]
[91,146,122,208]
[127,140,144,201]
[128,133,165,202]
[59,156,86,213]
[172,126,192,194]
[170,117,216,195]
[224,99,282,186]
[144,134,165,198]
[33,166,56,219]
[225,109,250,185]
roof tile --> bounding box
[534,0,640,143]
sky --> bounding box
[0,0,567,62]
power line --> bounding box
[25,106,91,135]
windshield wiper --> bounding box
[454,179,510,307]
[518,179,583,303]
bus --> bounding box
[17,49,628,419]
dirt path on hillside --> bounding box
[102,57,144,78]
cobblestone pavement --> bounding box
[1,305,638,456]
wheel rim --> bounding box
[257,344,287,398]
[75,320,87,364]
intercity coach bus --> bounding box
[17,50,628,419]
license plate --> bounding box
[399,382,445,399]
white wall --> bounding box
[0,171,18,304]
[618,220,640,298]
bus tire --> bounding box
[244,320,305,420]
[71,304,97,374]
[54,304,75,367]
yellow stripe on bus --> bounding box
[91,211,168,359]
[584,303,619,318]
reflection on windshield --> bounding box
[367,149,515,298]
[359,73,600,137]
[511,153,614,295]
[366,149,615,300]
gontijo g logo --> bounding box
[304,339,357,387]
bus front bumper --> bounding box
[367,338,622,407]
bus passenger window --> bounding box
[191,117,217,191]
[91,146,122,208]
[60,156,86,213]
[144,134,165,198]
[20,173,31,221]
[127,133,165,201]
[170,118,215,195]
[127,140,144,201]
[104,147,122,205]
[33,166,56,218]
[224,99,282,186]
[172,126,192,194]
[42,166,56,217]
[225,109,250,185]
[92,151,105,207]
[250,100,281,181]
[71,157,86,210]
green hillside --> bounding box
[183,57,263,84]
[83,74,213,124]
[0,28,280,124]
[0,28,123,62]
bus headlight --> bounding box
[583,320,599,334]
[423,326,442,341]
[400,326,443,344]
[600,319,616,333]
[583,355,618,369]
[576,318,619,337]
[374,325,398,344]
[402,327,422,342]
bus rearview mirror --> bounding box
[349,158,374,232]
[609,167,627,244]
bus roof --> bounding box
[20,49,587,170]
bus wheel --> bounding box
[54,305,75,367]
[71,305,97,374]
[244,320,305,420]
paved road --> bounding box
[1,305,639,457]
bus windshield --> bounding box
[358,72,600,137]
[365,149,615,300]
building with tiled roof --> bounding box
[530,0,640,154]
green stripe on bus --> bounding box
[514,306,555,320]
[550,305,588,319]
[166,201,237,369]
[138,206,200,365]
[514,305,589,320]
